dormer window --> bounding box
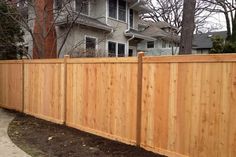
[76,0,89,15]
[109,0,126,22]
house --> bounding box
[136,21,180,56]
[22,0,179,58]
[192,31,227,54]
[55,0,153,57]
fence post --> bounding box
[136,52,144,147]
[63,55,70,124]
[22,56,27,113]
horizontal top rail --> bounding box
[67,57,138,64]
[143,54,236,63]
[24,59,64,64]
[0,60,23,64]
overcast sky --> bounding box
[210,13,227,31]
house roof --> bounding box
[141,22,180,42]
[128,0,152,13]
[154,22,178,30]
[56,14,113,32]
[193,31,227,49]
[124,29,156,41]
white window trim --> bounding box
[107,40,126,57]
[107,0,127,23]
[84,35,98,51]
[147,41,155,49]
[74,0,91,16]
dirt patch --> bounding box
[8,113,165,157]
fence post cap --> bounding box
[138,52,145,56]
[22,56,28,59]
[64,55,70,58]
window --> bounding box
[162,40,166,48]
[118,0,126,21]
[108,41,126,57]
[85,36,96,55]
[55,0,62,10]
[147,41,154,48]
[129,49,133,56]
[76,0,89,15]
[129,9,134,28]
[109,0,126,22]
[108,41,116,57]
[118,43,125,57]
[109,0,117,18]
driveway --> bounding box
[0,108,30,157]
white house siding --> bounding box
[107,18,129,56]
[132,10,139,30]
[91,0,107,24]
[137,39,179,56]
[57,25,108,57]
[192,49,210,54]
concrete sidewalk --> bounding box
[0,108,31,157]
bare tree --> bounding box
[179,0,197,54]
[143,0,217,34]
[2,0,92,58]
[206,0,236,40]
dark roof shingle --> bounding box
[193,31,227,49]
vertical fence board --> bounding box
[0,55,236,157]
[23,60,65,124]
[141,56,236,157]
[66,58,138,145]
[0,62,23,111]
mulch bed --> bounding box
[8,113,165,157]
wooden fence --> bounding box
[0,54,236,157]
[0,60,23,111]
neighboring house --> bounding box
[136,21,180,56]
[55,0,152,57]
[22,0,179,57]
[192,31,227,54]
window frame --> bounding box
[147,41,155,49]
[108,0,118,19]
[108,41,117,57]
[118,43,125,57]
[107,40,126,57]
[108,0,127,22]
[84,35,97,53]
[118,0,126,22]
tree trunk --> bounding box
[179,0,196,54]
[224,12,232,40]
[33,0,57,59]
[230,11,236,42]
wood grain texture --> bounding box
[141,57,236,157]
[1,55,236,157]
[143,54,236,63]
[66,58,138,145]
[24,62,65,124]
[0,62,23,111]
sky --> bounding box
[210,13,227,31]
